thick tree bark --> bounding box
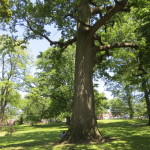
[60,1,102,143]
[61,32,102,143]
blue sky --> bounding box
[29,39,50,59]
[28,25,61,59]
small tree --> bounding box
[109,98,128,117]
[36,46,75,120]
[94,90,108,116]
[0,34,30,130]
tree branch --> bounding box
[96,42,138,53]
[90,0,128,35]
[59,37,77,52]
[25,19,77,49]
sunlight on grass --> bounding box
[0,132,6,137]
[0,120,150,150]
[52,140,130,150]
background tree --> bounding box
[22,45,75,125]
[134,101,147,118]
[109,98,128,117]
[107,83,135,119]
[94,90,108,116]
[23,88,51,125]
[0,34,30,130]
[36,45,75,124]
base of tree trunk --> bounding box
[59,127,103,144]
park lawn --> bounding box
[0,119,149,150]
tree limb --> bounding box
[96,42,138,53]
[90,0,128,35]
[25,19,77,49]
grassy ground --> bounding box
[0,119,150,150]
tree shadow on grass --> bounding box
[55,144,98,150]
[0,130,61,149]
[52,119,150,150]
[0,123,69,150]
[97,119,150,150]
[0,120,150,150]
[52,120,149,150]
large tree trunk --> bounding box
[61,1,102,143]
[62,32,102,143]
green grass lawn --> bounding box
[0,119,150,150]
